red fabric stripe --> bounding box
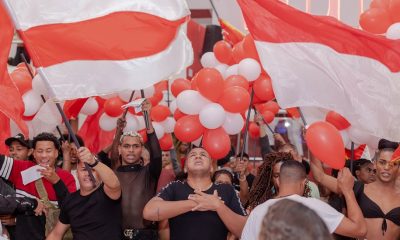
[22,12,186,67]
[0,3,28,145]
[238,0,400,72]
[64,98,89,119]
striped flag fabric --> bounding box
[238,0,400,141]
[2,0,193,101]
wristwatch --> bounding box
[88,156,100,168]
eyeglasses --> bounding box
[119,131,143,144]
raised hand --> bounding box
[38,166,60,184]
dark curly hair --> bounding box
[245,152,294,210]
[32,132,60,150]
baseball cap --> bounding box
[5,134,31,148]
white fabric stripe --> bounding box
[3,157,13,179]
[16,189,58,206]
[255,41,400,141]
[0,157,11,179]
[6,0,190,30]
[35,28,193,101]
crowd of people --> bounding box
[1,99,400,240]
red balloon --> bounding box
[174,109,186,121]
[257,101,280,115]
[196,68,224,102]
[242,34,260,62]
[305,121,345,169]
[253,75,275,102]
[248,122,260,139]
[10,69,32,95]
[138,129,148,143]
[159,134,173,151]
[251,90,263,104]
[149,91,163,106]
[370,0,390,9]
[191,75,199,91]
[174,115,205,143]
[171,78,191,97]
[359,8,392,34]
[232,40,246,63]
[155,80,168,92]
[286,107,301,119]
[325,111,351,130]
[213,41,234,65]
[151,105,170,122]
[224,75,249,90]
[203,127,231,159]
[262,111,275,124]
[219,86,250,113]
[104,97,124,117]
[389,0,400,22]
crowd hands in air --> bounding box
[0,101,400,240]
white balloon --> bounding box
[200,52,220,68]
[160,117,176,133]
[81,98,98,115]
[99,113,118,131]
[244,109,255,121]
[176,90,211,115]
[32,76,48,98]
[199,103,226,129]
[214,64,229,77]
[124,113,139,132]
[137,116,146,130]
[100,93,118,100]
[23,90,43,116]
[118,90,134,102]
[192,136,203,147]
[169,100,177,114]
[225,64,238,79]
[238,58,261,82]
[223,112,244,135]
[134,86,155,98]
[386,23,400,40]
[153,122,165,139]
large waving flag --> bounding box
[238,0,400,141]
[0,3,28,153]
[2,0,193,101]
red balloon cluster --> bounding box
[360,0,400,34]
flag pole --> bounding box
[240,87,255,161]
[350,141,355,173]
[20,54,65,141]
[298,107,308,127]
[209,0,221,19]
[140,89,151,130]
[122,91,135,119]
[252,107,274,134]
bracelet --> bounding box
[88,156,99,168]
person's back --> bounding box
[259,199,332,240]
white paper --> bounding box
[21,165,45,185]
[121,98,146,113]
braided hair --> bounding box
[245,152,293,211]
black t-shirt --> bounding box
[233,173,255,191]
[158,181,246,240]
[59,184,122,240]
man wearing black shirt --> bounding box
[143,147,247,240]
[47,147,122,240]
[112,100,162,240]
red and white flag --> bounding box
[2,0,193,101]
[238,0,400,141]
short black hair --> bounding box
[378,139,399,150]
[59,134,85,147]
[280,160,306,184]
[212,168,234,182]
[32,132,60,150]
[236,152,249,160]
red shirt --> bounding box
[0,156,76,204]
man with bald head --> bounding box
[241,160,367,240]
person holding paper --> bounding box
[0,132,76,240]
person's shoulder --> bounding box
[161,180,185,190]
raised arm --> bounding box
[78,147,121,200]
[110,117,126,170]
[334,168,367,238]
[143,196,196,221]
[61,141,72,172]
[169,148,182,174]
[310,154,339,193]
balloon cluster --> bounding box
[360,0,400,38]
[169,35,280,159]
[306,111,379,170]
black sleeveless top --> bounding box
[354,181,400,235]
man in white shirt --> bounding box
[241,160,366,240]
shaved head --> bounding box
[279,160,306,184]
